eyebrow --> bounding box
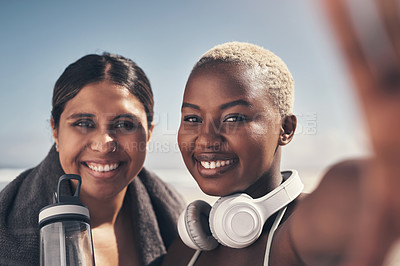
[181,99,251,111]
[220,99,251,110]
[181,102,200,110]
[113,113,138,121]
[66,113,138,121]
[66,113,95,120]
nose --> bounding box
[196,120,223,150]
[89,130,117,153]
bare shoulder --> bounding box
[292,158,368,231]
[162,237,197,266]
[270,159,369,265]
[316,158,367,192]
[297,158,369,238]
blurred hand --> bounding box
[323,0,400,265]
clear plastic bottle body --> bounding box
[40,220,95,266]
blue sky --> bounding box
[0,0,370,180]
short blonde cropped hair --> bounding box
[193,42,294,117]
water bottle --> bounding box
[39,174,95,266]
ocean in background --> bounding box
[0,169,26,191]
[0,167,322,204]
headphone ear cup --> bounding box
[177,200,219,251]
[210,194,263,249]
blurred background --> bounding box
[0,0,371,202]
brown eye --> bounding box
[183,115,202,123]
[223,114,247,122]
[115,121,137,130]
[74,120,95,128]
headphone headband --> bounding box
[252,170,303,218]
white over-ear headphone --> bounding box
[178,170,304,250]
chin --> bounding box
[197,182,234,197]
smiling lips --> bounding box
[200,159,235,169]
[86,162,119,172]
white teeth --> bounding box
[87,163,119,172]
[200,160,234,169]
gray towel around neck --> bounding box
[0,144,185,265]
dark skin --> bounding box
[270,159,364,266]
[163,63,300,265]
[177,63,295,198]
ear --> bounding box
[50,118,59,151]
[278,115,297,146]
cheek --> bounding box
[252,116,280,135]
[177,127,184,147]
[57,125,87,147]
[232,125,266,149]
[57,131,85,169]
[233,126,279,165]
[120,129,149,157]
[123,139,146,153]
[177,128,193,154]
[57,148,81,174]
[252,118,281,145]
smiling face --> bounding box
[178,63,290,197]
[52,81,152,201]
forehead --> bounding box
[63,82,147,119]
[183,63,273,110]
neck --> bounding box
[82,188,127,228]
[245,148,283,198]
